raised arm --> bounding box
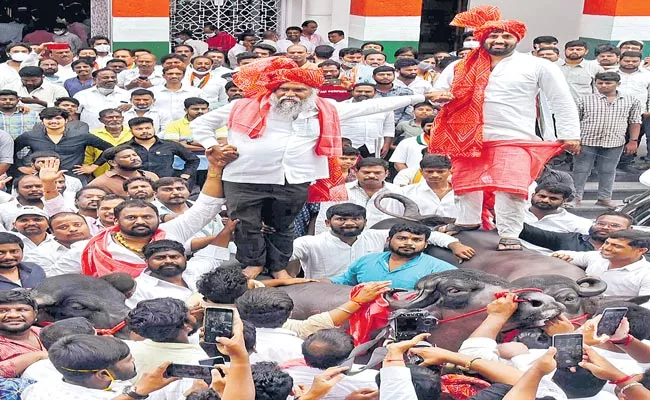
[190,101,235,149]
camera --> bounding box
[391,309,438,341]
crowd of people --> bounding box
[0,3,650,400]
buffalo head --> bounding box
[34,274,131,338]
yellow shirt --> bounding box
[164,117,227,141]
[85,127,133,176]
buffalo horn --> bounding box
[373,192,421,222]
[576,277,608,297]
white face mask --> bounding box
[205,32,216,38]
[54,30,65,35]
[96,87,115,95]
[463,40,480,49]
[95,44,111,53]
[10,52,29,62]
[173,37,184,44]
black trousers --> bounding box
[223,181,309,273]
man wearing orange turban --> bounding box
[430,5,581,251]
[191,57,451,279]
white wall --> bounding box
[468,0,586,53]
[281,0,351,41]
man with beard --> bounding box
[595,44,620,71]
[0,90,39,140]
[524,183,591,234]
[86,108,133,177]
[373,66,416,125]
[338,47,373,84]
[520,211,634,252]
[0,175,44,231]
[26,151,83,205]
[394,58,434,95]
[122,89,170,135]
[6,66,68,115]
[74,69,130,131]
[126,239,232,307]
[291,203,472,279]
[122,177,155,202]
[184,56,227,108]
[0,232,46,291]
[151,67,203,121]
[73,188,107,226]
[0,289,47,377]
[191,57,449,280]
[204,49,233,78]
[326,222,456,289]
[431,6,580,251]
[11,207,52,252]
[38,58,64,85]
[559,40,600,98]
[225,81,244,101]
[88,145,159,197]
[340,83,394,157]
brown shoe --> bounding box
[595,199,617,209]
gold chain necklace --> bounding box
[113,232,145,256]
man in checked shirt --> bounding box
[572,71,643,209]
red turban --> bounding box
[229,57,345,202]
[451,5,527,43]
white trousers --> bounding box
[455,191,527,238]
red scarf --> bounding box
[81,225,166,278]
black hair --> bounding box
[205,49,227,57]
[326,203,366,220]
[89,35,110,46]
[317,59,340,69]
[92,68,117,78]
[102,144,138,161]
[122,177,155,193]
[595,44,620,56]
[607,230,650,249]
[186,389,221,400]
[357,157,389,171]
[388,222,432,240]
[352,82,376,90]
[242,319,257,353]
[301,20,317,27]
[184,97,209,108]
[461,31,475,41]
[40,318,95,350]
[98,193,127,206]
[421,115,436,127]
[113,48,135,56]
[142,239,185,260]
[339,47,363,58]
[364,50,386,59]
[75,186,107,201]
[565,40,588,50]
[252,43,277,55]
[596,210,635,226]
[71,59,93,69]
[314,45,335,59]
[197,265,249,303]
[0,288,35,308]
[237,31,257,42]
[328,30,345,36]
[100,272,136,295]
[251,362,294,400]
[98,108,121,119]
[174,44,194,54]
[131,89,154,98]
[153,177,190,191]
[302,329,354,369]
[361,42,384,51]
[127,116,154,128]
[236,52,259,63]
[49,212,88,230]
[0,90,18,98]
[49,335,131,380]
[6,43,31,53]
[341,137,353,146]
[394,46,418,58]
[113,199,159,219]
[594,71,621,82]
[39,107,69,120]
[537,47,560,55]
[373,66,395,75]
[127,297,189,342]
[19,66,44,77]
[641,369,650,389]
[534,182,573,199]
[12,174,41,194]
[552,367,606,398]
[285,26,302,34]
[533,36,558,45]
[621,51,643,60]
[160,54,185,65]
[620,40,644,49]
[438,56,460,69]
[28,150,61,163]
[225,81,239,91]
[376,364,441,400]
[595,301,650,340]
[413,102,434,110]
[106,58,127,66]
[54,97,79,106]
[235,288,294,328]
[420,155,451,170]
[394,58,419,70]
[342,145,360,157]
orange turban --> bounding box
[233,57,325,98]
[451,5,527,43]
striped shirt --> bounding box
[576,92,642,147]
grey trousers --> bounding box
[572,145,624,200]
[223,181,309,273]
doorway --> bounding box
[419,0,468,54]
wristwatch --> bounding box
[123,385,149,399]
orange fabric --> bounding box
[230,57,345,202]
[81,225,166,278]
[441,374,492,400]
[429,5,527,158]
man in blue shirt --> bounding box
[0,233,46,291]
[328,222,456,289]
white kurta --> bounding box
[401,181,459,218]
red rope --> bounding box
[95,320,127,336]
[438,288,544,324]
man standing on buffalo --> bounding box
[191,57,451,279]
[432,6,581,251]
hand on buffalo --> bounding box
[352,281,392,304]
[543,314,575,336]
[135,361,180,395]
[579,345,628,382]
[486,293,518,320]
[577,315,610,346]
[448,242,476,260]
[278,277,319,286]
[551,252,573,262]
[496,342,529,360]
[344,389,380,400]
[531,347,557,375]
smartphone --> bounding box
[552,333,583,368]
[203,307,234,344]
[165,363,214,379]
[597,307,628,336]
[198,356,226,367]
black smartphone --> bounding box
[165,363,214,379]
[203,307,234,344]
[552,333,583,368]
[198,356,226,367]
[597,307,628,336]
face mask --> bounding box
[134,105,152,111]
[54,30,65,35]
[10,53,29,62]
[173,37,183,44]
[418,61,435,71]
[205,33,216,38]
[81,57,96,64]
[95,44,111,53]
[341,60,359,69]
[463,40,480,49]
[96,87,115,95]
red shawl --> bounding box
[429,5,527,158]
[230,57,346,202]
[80,225,166,278]
[442,375,492,400]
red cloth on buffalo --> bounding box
[442,374,492,400]
[81,225,166,277]
[346,284,391,346]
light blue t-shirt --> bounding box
[330,251,457,290]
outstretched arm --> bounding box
[190,102,235,149]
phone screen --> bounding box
[597,308,628,336]
[203,307,233,344]
[198,357,226,366]
[165,364,214,379]
[553,334,583,368]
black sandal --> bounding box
[437,223,481,235]
[497,238,523,251]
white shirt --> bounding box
[394,77,433,95]
[117,68,166,89]
[63,175,83,205]
[617,68,650,112]
[22,380,130,400]
[22,359,61,382]
[22,239,73,275]
[250,327,304,364]
[7,81,69,114]
[182,72,228,109]
[390,136,426,168]
[150,84,204,121]
[184,39,209,57]
[192,95,426,185]
[0,52,40,88]
[227,43,248,67]
[329,38,349,62]
[287,364,377,399]
[393,167,420,186]
[435,52,580,141]
[56,63,77,81]
[401,181,458,218]
[379,366,419,400]
[211,66,234,79]
[74,86,131,130]
[344,181,404,228]
[558,59,604,100]
[12,232,55,254]
[556,251,650,298]
[122,107,171,134]
[291,228,458,279]
[523,207,592,234]
[340,99,395,151]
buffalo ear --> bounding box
[624,295,650,305]
[576,277,607,297]
[32,291,56,307]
